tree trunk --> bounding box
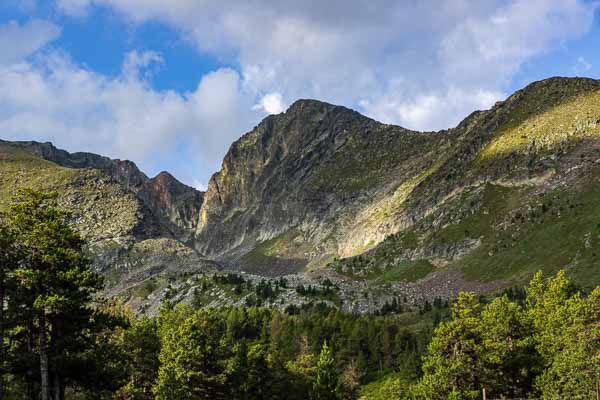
[52,318,65,400]
[39,310,49,400]
[0,268,5,400]
[27,321,35,400]
[53,372,62,400]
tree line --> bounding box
[0,189,598,399]
[412,269,600,399]
[0,189,431,399]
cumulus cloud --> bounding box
[362,87,503,132]
[121,49,164,80]
[4,1,598,185]
[55,0,91,16]
[573,56,592,74]
[440,0,594,86]
[63,0,596,132]
[254,93,285,115]
[0,45,260,184]
[0,20,60,66]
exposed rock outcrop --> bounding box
[3,76,600,313]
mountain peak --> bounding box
[508,76,600,105]
[153,170,176,181]
[284,98,360,119]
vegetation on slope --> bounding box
[0,142,142,242]
[479,80,600,162]
[334,79,600,291]
[1,190,597,399]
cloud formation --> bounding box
[0,20,60,66]
[66,0,596,131]
[0,46,259,184]
[574,56,593,74]
[0,1,597,186]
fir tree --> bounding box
[313,341,338,400]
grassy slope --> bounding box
[0,143,79,205]
[335,82,600,290]
[0,142,142,241]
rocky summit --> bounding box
[2,76,600,314]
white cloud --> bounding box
[65,0,596,133]
[362,87,503,131]
[0,20,60,66]
[0,46,261,185]
[254,92,285,115]
[192,180,207,192]
[574,56,592,74]
[122,50,163,80]
[55,0,91,16]
[439,0,594,87]
[4,1,598,185]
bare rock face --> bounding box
[4,76,600,311]
[194,99,443,270]
[193,77,600,288]
[4,140,204,242]
[138,171,203,243]
[0,139,213,311]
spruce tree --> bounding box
[416,292,483,399]
[313,341,338,400]
[6,189,104,399]
[0,220,18,400]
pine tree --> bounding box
[7,189,104,399]
[154,307,228,400]
[313,341,338,400]
[286,335,316,399]
[416,292,483,399]
[479,295,539,398]
[528,271,600,398]
[114,316,160,400]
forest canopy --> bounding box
[0,190,598,399]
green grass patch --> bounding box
[434,184,525,245]
[132,278,159,299]
[478,86,600,162]
[457,171,600,290]
[376,260,436,283]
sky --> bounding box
[0,1,599,189]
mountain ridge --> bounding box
[0,138,204,242]
[3,75,600,313]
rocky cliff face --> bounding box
[194,77,600,290]
[3,76,600,314]
[3,140,204,242]
[0,140,214,314]
[195,99,445,271]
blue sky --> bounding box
[0,1,598,189]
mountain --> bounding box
[0,139,216,313]
[2,76,600,313]
[196,77,600,289]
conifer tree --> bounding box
[0,220,18,400]
[313,341,338,400]
[7,189,104,399]
[416,292,483,399]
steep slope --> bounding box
[195,77,600,290]
[332,77,600,290]
[4,140,204,242]
[195,99,448,273]
[3,76,600,313]
[0,140,215,313]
